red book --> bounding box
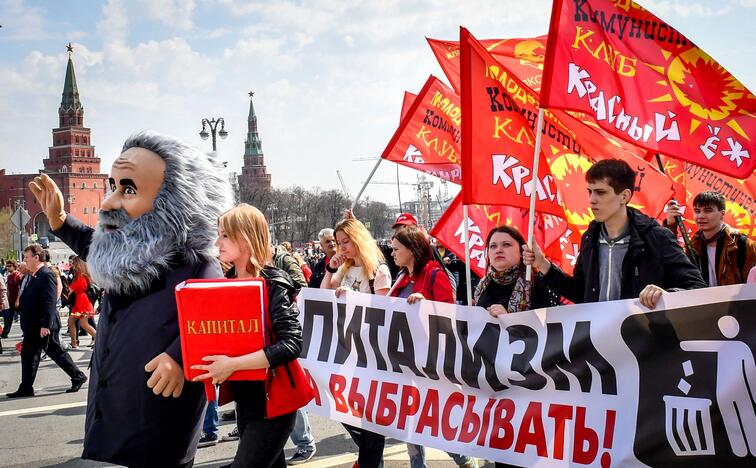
[175,278,268,399]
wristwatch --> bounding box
[326,264,339,274]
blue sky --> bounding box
[1,0,754,206]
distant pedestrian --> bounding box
[6,244,87,398]
[67,256,97,348]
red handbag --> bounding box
[264,289,316,418]
[217,279,316,416]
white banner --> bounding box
[297,285,756,467]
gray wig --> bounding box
[87,131,233,295]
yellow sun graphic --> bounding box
[549,149,595,228]
[644,47,753,140]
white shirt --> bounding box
[706,243,717,287]
[334,264,391,293]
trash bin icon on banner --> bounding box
[663,395,715,456]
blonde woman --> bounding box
[321,216,389,467]
[192,204,308,468]
[322,217,391,297]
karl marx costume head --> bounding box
[87,131,232,295]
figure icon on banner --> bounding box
[678,316,756,457]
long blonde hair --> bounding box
[218,204,272,277]
[334,217,384,280]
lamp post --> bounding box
[199,117,228,152]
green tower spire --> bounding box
[60,42,82,113]
[245,91,263,157]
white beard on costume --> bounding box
[88,207,180,297]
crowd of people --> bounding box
[3,130,755,468]
[192,160,756,468]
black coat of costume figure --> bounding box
[40,131,234,468]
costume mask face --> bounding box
[87,131,233,297]
[102,148,166,224]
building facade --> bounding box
[0,47,108,237]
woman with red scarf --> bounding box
[68,256,97,348]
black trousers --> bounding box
[232,406,296,468]
[1,308,16,337]
[20,329,85,391]
[343,424,385,468]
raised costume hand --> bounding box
[28,174,67,231]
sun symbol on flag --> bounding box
[724,201,755,237]
[645,47,752,139]
[548,149,595,228]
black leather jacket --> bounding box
[260,265,303,368]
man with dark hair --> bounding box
[524,159,706,308]
[6,245,87,398]
[665,191,756,286]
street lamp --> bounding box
[199,117,228,152]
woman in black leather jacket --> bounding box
[192,203,303,468]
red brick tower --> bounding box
[238,92,272,203]
[0,43,107,237]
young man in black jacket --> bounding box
[524,159,706,308]
[6,244,87,398]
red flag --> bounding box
[431,194,570,277]
[659,156,756,239]
[433,30,674,218]
[400,91,417,122]
[460,28,564,218]
[381,76,462,184]
[428,35,547,94]
[543,215,582,276]
[541,0,756,178]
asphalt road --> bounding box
[0,325,497,468]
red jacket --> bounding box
[390,260,454,304]
[6,271,22,308]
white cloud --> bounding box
[104,38,217,89]
[0,0,46,40]
[138,0,196,30]
[644,1,732,17]
[96,0,129,43]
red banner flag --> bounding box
[428,35,547,94]
[659,156,756,239]
[431,194,578,277]
[400,91,417,122]
[541,0,756,178]
[381,76,462,184]
[460,28,564,218]
[433,30,673,218]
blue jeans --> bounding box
[407,443,473,468]
[203,389,219,436]
[290,409,316,450]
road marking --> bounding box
[299,444,405,467]
[0,401,87,418]
[299,444,474,467]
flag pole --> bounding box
[351,157,384,211]
[463,204,473,305]
[525,108,546,281]
[654,154,700,269]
